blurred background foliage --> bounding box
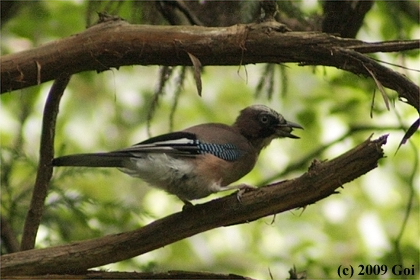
[1,1,419,279]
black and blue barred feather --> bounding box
[130,131,243,161]
[197,142,242,161]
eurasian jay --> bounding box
[53,105,302,204]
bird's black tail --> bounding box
[52,153,127,168]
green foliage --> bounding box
[1,1,419,279]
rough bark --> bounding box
[1,20,419,112]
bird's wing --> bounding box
[119,131,244,161]
[116,131,201,156]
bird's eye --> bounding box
[259,114,270,124]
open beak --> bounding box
[276,120,303,139]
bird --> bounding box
[53,105,302,204]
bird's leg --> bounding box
[217,183,257,202]
[181,199,194,211]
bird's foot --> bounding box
[236,184,258,203]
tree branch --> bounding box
[1,21,418,112]
[259,125,404,186]
[326,48,419,113]
[1,135,387,276]
[1,216,20,254]
[20,74,71,251]
[0,271,256,280]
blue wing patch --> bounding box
[197,142,243,161]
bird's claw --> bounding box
[236,184,258,203]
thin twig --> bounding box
[393,112,419,265]
[20,74,71,251]
[169,66,187,131]
[171,0,204,26]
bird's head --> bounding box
[234,104,303,150]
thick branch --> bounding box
[0,271,255,280]
[1,21,418,112]
[1,135,387,276]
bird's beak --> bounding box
[276,120,303,139]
